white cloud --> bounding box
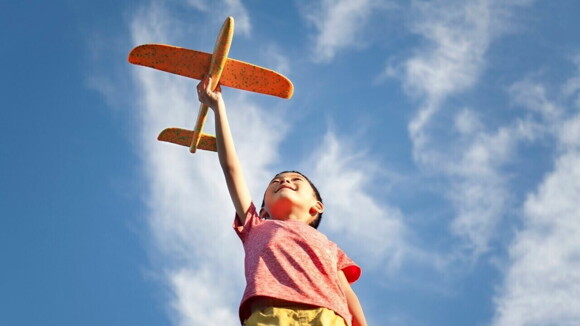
[562,55,580,108]
[510,79,561,121]
[493,61,580,326]
[304,131,407,271]
[302,0,376,63]
[402,0,535,150]
[559,114,580,149]
[169,268,240,326]
[184,0,251,36]
[404,0,492,149]
[260,43,291,76]
[219,0,252,36]
[395,0,535,257]
[454,109,483,136]
[447,129,514,256]
[185,0,208,12]
[493,149,580,326]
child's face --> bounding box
[262,172,323,222]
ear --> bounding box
[309,201,324,217]
[259,208,270,220]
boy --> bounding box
[197,76,368,326]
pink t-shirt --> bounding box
[233,203,361,325]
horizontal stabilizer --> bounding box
[128,44,293,99]
[157,128,217,152]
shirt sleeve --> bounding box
[232,202,262,243]
[337,247,361,284]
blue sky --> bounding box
[2,0,580,325]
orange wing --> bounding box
[157,128,217,152]
[221,58,293,99]
[128,44,293,99]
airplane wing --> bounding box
[128,44,293,99]
[157,128,217,152]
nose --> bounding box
[282,177,291,184]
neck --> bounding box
[268,204,313,224]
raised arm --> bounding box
[197,76,252,223]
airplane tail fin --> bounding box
[157,128,217,152]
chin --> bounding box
[269,192,296,203]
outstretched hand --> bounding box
[196,75,223,110]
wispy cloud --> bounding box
[402,0,536,153]
[492,61,580,326]
[403,0,492,156]
[185,0,251,36]
[301,0,377,63]
[394,0,534,257]
[493,151,580,326]
[260,43,291,76]
[510,79,562,121]
[446,108,543,256]
[303,131,407,271]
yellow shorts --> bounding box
[244,298,347,326]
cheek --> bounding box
[263,189,275,203]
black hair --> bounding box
[261,171,323,229]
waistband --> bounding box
[249,297,319,313]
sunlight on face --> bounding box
[262,172,322,224]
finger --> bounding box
[199,75,205,89]
[206,75,213,91]
[197,77,205,93]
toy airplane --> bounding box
[128,17,294,153]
